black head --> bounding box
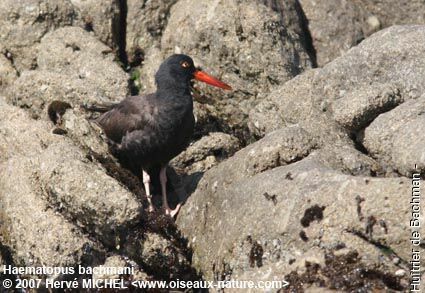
[155,54,196,91]
[155,54,232,92]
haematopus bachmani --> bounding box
[97,54,231,217]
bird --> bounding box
[96,54,232,217]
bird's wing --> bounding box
[96,94,157,144]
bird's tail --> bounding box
[80,102,117,113]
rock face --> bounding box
[126,0,177,65]
[331,83,403,132]
[0,0,77,72]
[7,27,128,119]
[0,99,57,163]
[298,0,369,66]
[0,54,17,91]
[123,231,193,280]
[61,109,111,156]
[356,0,425,28]
[299,0,425,66]
[363,98,425,177]
[177,157,413,286]
[261,0,317,65]
[70,0,122,48]
[250,25,425,176]
[0,17,199,284]
[0,99,141,248]
[38,142,142,247]
[1,156,104,272]
[171,132,241,174]
[0,99,105,271]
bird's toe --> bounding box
[165,203,182,218]
[147,204,155,213]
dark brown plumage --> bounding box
[96,54,231,216]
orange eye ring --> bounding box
[181,61,190,68]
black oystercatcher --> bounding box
[97,54,231,217]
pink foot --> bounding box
[165,203,182,218]
[147,204,155,213]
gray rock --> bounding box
[0,155,104,273]
[0,54,17,92]
[61,109,111,157]
[37,26,127,99]
[363,97,425,176]
[355,0,425,29]
[1,88,193,285]
[138,0,312,140]
[298,0,369,66]
[177,158,416,286]
[3,2,424,288]
[7,27,128,118]
[250,25,425,175]
[9,70,110,120]
[0,100,141,249]
[170,132,241,199]
[0,0,77,72]
[248,72,379,176]
[299,0,425,66]
[309,143,380,176]
[38,142,142,247]
[171,132,241,174]
[124,231,191,280]
[126,0,177,65]
[0,98,57,163]
[135,46,163,94]
[92,255,149,282]
[37,26,115,71]
[70,0,121,48]
[261,0,317,65]
[316,26,425,102]
[248,69,318,137]
[331,83,403,132]
[197,126,317,185]
[228,244,405,292]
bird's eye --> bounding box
[181,61,190,68]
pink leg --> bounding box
[142,170,154,212]
[159,166,181,217]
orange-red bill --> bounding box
[193,70,232,90]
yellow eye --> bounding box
[181,61,190,68]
